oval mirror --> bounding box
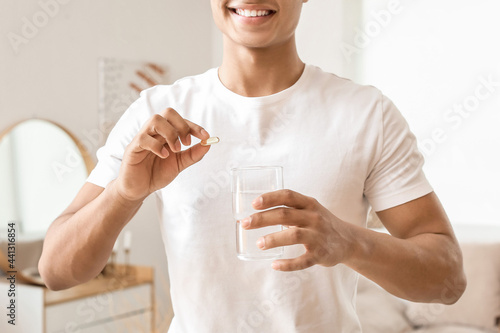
[0,119,93,239]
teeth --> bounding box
[235,8,271,17]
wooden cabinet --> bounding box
[1,265,154,333]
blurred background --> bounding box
[0,0,499,332]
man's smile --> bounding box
[226,3,277,23]
[230,8,275,17]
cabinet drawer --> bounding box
[46,284,152,332]
[78,311,151,333]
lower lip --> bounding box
[229,9,275,25]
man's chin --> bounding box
[225,33,280,50]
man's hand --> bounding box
[114,107,211,203]
[240,189,356,271]
[241,189,466,304]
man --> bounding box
[39,1,466,332]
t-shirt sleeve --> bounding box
[86,95,151,188]
[364,94,433,212]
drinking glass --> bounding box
[231,166,284,261]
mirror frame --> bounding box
[0,118,95,175]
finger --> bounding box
[176,142,211,172]
[146,112,185,152]
[160,108,211,145]
[184,119,210,142]
[153,108,211,148]
[271,253,315,272]
[160,108,192,146]
[257,227,311,250]
[242,207,317,229]
[252,189,317,210]
[130,133,170,159]
[148,118,184,153]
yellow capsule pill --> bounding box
[201,137,220,146]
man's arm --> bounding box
[346,191,466,304]
[38,181,141,291]
[241,190,466,304]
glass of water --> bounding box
[231,166,284,261]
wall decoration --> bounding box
[98,58,168,136]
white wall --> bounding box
[1,0,213,143]
[357,0,500,226]
[296,0,356,78]
[1,0,214,330]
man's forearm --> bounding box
[345,225,466,304]
[39,181,142,290]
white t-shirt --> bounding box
[87,64,433,333]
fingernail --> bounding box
[240,217,251,229]
[272,262,280,270]
[161,147,169,157]
[256,238,265,249]
[175,140,181,151]
[201,129,209,137]
[252,196,263,208]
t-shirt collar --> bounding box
[212,64,313,107]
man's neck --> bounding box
[218,37,305,97]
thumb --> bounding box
[176,144,211,172]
